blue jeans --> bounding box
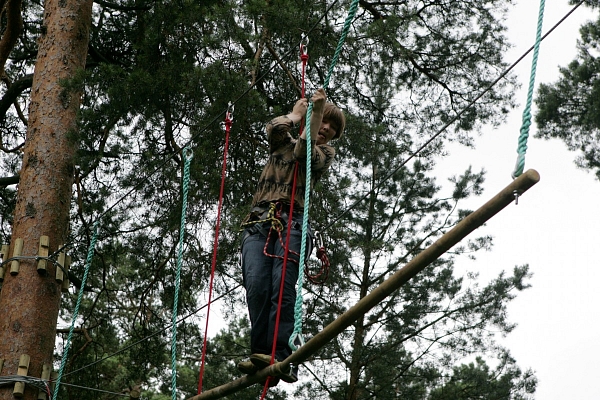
[241,214,312,361]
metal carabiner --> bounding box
[223,101,234,131]
[314,230,324,249]
[300,34,309,52]
[226,101,235,121]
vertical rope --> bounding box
[259,41,310,396]
[512,0,545,178]
[171,147,193,400]
[197,107,233,394]
[290,0,360,352]
[52,221,99,400]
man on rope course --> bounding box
[238,88,345,386]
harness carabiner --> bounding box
[314,230,324,249]
[300,34,309,53]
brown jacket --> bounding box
[250,115,335,211]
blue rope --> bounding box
[171,147,193,400]
[512,0,545,178]
[290,0,360,351]
[52,221,99,400]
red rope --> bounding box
[305,246,330,284]
[197,108,233,394]
[259,38,309,399]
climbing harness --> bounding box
[197,105,233,394]
[240,202,304,263]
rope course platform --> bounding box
[188,169,541,400]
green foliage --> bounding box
[535,12,600,179]
[0,0,537,398]
[429,353,537,400]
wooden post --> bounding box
[61,255,71,293]
[49,371,58,397]
[189,169,541,400]
[129,386,141,399]
[13,354,30,397]
[10,238,23,275]
[37,364,52,400]
[55,251,66,284]
[37,236,50,274]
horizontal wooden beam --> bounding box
[190,169,540,400]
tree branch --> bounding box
[94,0,152,11]
[0,74,33,120]
[0,0,23,77]
[0,174,19,187]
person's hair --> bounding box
[323,103,346,139]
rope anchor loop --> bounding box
[183,146,194,161]
[289,332,305,351]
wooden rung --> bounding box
[10,238,24,275]
[49,371,58,394]
[37,363,52,400]
[55,251,66,283]
[0,243,8,281]
[37,235,50,274]
[129,386,141,399]
[13,354,30,397]
[61,255,71,293]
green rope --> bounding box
[52,221,99,400]
[171,147,193,400]
[290,0,360,351]
[512,0,545,178]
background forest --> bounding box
[1,0,597,399]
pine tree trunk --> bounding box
[0,0,92,398]
[347,165,378,400]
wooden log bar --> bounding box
[13,354,30,397]
[190,169,540,400]
[37,236,50,274]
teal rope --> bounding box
[512,0,545,178]
[171,147,193,400]
[52,221,99,400]
[290,0,360,351]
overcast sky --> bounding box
[438,1,599,399]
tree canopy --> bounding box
[535,1,600,179]
[0,0,540,398]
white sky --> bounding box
[439,1,599,399]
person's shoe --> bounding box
[249,353,273,369]
[280,364,298,383]
[237,360,258,375]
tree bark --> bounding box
[0,0,92,398]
